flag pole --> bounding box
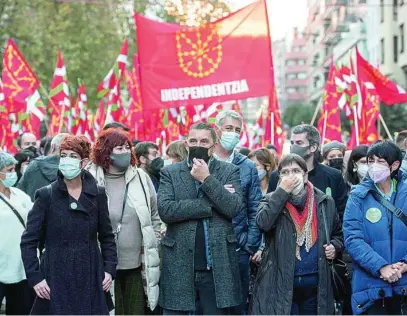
[353,106,360,146]
[271,112,274,146]
[321,110,328,153]
[379,114,393,141]
[310,98,322,126]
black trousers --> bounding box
[163,271,230,315]
[364,296,407,315]
[0,280,35,315]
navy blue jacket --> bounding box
[344,173,407,314]
[231,152,262,254]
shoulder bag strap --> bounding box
[0,193,26,229]
[369,189,407,228]
[137,170,150,209]
[115,182,129,236]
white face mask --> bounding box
[291,174,305,196]
[356,164,368,181]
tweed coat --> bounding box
[20,170,117,315]
[157,158,244,311]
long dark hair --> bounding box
[345,145,369,185]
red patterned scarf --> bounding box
[285,181,318,260]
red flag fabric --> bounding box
[0,78,15,152]
[48,50,70,135]
[356,48,407,105]
[93,99,106,138]
[317,59,342,146]
[2,38,40,113]
[125,54,145,140]
[263,85,283,153]
[74,81,93,141]
[135,0,272,109]
[97,40,128,99]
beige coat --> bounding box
[85,163,161,310]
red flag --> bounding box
[74,81,93,141]
[2,38,40,113]
[0,78,15,152]
[348,58,379,148]
[125,54,144,140]
[356,48,407,105]
[317,59,342,146]
[97,40,128,99]
[48,50,70,135]
[135,0,272,109]
[263,85,283,153]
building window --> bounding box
[286,60,296,66]
[401,24,405,53]
[380,0,384,22]
[287,74,297,80]
[298,59,306,65]
[381,38,385,64]
[394,0,398,20]
[287,88,297,94]
[394,35,399,62]
[298,73,307,79]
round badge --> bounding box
[71,202,78,210]
[366,208,382,223]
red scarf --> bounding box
[285,181,318,259]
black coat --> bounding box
[20,171,117,315]
[250,187,343,315]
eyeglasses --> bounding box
[280,168,303,177]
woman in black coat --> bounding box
[250,154,343,315]
[21,135,117,315]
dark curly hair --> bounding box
[91,129,136,171]
[60,135,91,159]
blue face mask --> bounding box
[258,169,267,181]
[59,157,82,180]
[0,172,18,188]
[220,131,240,150]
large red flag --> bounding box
[317,59,342,146]
[135,0,272,109]
[0,78,15,152]
[356,48,407,105]
[2,38,40,113]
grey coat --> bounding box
[157,159,243,311]
[250,187,343,315]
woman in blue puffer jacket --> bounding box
[344,140,407,315]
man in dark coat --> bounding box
[157,122,243,315]
[20,170,117,315]
[18,133,68,201]
[268,124,348,220]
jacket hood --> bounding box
[232,151,248,165]
[36,155,60,182]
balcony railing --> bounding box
[285,79,308,87]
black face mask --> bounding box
[188,146,211,164]
[328,158,344,170]
[26,146,38,156]
[148,157,164,178]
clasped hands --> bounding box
[380,262,407,283]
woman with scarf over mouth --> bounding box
[250,153,343,315]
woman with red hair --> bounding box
[85,128,161,314]
[21,135,117,315]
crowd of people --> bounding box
[1,110,407,315]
